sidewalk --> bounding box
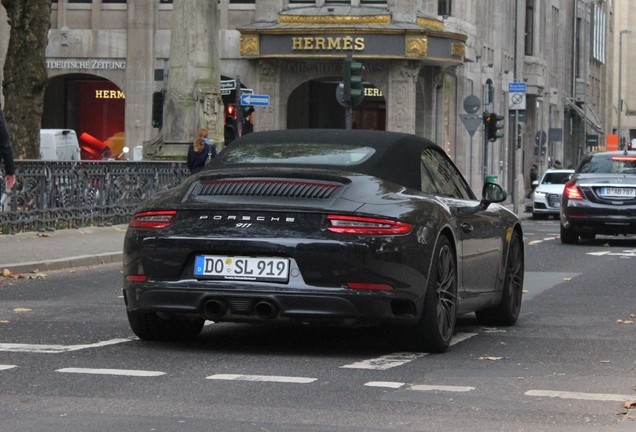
[0,224,127,274]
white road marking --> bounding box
[207,374,316,384]
[0,338,131,353]
[588,250,636,258]
[0,365,17,371]
[56,368,165,377]
[525,389,636,402]
[365,381,406,389]
[340,332,477,370]
[341,352,426,370]
[409,384,475,392]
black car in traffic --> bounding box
[123,129,524,352]
[560,150,636,244]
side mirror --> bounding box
[482,182,507,205]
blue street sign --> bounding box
[240,94,270,106]
[509,82,527,93]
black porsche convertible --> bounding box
[123,129,524,352]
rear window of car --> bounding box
[579,155,636,174]
[221,142,376,166]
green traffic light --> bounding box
[342,54,365,107]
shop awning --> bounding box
[564,97,603,133]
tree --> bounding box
[1,0,50,159]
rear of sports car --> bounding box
[122,171,441,339]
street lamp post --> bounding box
[618,29,632,147]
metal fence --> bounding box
[1,160,189,234]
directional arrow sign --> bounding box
[241,94,270,106]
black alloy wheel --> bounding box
[476,231,524,326]
[408,235,457,353]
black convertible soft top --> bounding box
[210,129,443,190]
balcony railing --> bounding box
[1,160,189,234]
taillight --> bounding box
[563,182,583,200]
[346,282,395,292]
[126,275,148,282]
[129,210,176,229]
[326,215,413,235]
[611,155,636,162]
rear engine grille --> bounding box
[193,179,341,199]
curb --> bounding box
[1,252,122,275]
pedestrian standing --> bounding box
[527,164,538,198]
[0,105,16,192]
[187,127,216,174]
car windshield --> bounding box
[222,142,376,166]
[541,172,572,184]
[579,155,636,174]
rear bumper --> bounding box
[123,283,421,325]
[561,213,636,235]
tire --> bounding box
[127,310,204,341]
[560,223,579,244]
[407,236,457,353]
[475,231,524,326]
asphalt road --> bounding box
[0,218,635,432]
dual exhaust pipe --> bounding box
[203,299,278,320]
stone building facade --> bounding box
[0,0,615,203]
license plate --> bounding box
[599,187,636,198]
[194,255,289,282]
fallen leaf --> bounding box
[28,273,48,279]
[624,400,636,410]
[477,356,503,361]
[0,320,9,324]
[13,308,32,313]
[2,269,25,279]
[522,289,529,293]
[600,360,611,363]
[36,233,49,238]
[563,277,572,281]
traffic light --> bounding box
[483,112,505,142]
[224,107,236,144]
[343,54,365,107]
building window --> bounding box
[68,0,92,3]
[229,0,255,3]
[525,0,534,56]
[438,0,451,17]
[591,5,606,64]
[101,0,127,3]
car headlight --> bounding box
[534,191,546,198]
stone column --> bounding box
[163,0,223,153]
[386,61,420,133]
[255,60,280,131]
[125,0,155,158]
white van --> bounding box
[40,129,81,161]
